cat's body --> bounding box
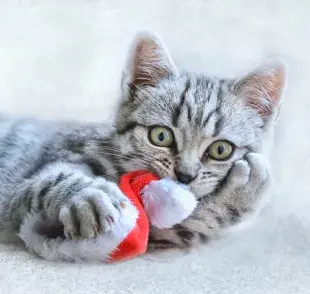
[0,33,286,261]
[0,117,109,241]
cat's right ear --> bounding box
[233,59,287,123]
[121,32,178,99]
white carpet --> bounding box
[0,1,309,293]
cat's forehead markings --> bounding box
[202,110,217,137]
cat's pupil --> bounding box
[158,132,165,141]
[217,145,224,155]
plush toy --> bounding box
[110,170,197,262]
[19,170,197,262]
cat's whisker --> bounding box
[100,152,153,166]
[99,168,121,178]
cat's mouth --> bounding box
[148,165,199,192]
[141,163,204,196]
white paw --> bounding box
[59,180,127,239]
[245,153,269,188]
[227,153,269,192]
[226,159,251,188]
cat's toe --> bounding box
[245,153,269,187]
[227,159,250,188]
[76,200,99,239]
[59,206,79,239]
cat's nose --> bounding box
[174,170,197,184]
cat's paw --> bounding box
[59,179,127,239]
[228,153,269,192]
[219,153,270,211]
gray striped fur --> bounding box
[0,32,286,259]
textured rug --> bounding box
[0,1,309,293]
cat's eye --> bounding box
[207,140,234,161]
[149,126,174,147]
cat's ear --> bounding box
[233,59,287,122]
[122,32,178,97]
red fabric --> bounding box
[109,170,159,262]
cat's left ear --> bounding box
[233,59,287,123]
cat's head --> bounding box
[115,32,286,199]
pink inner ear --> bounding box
[133,39,165,87]
[236,65,286,120]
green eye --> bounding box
[149,126,174,147]
[207,140,234,161]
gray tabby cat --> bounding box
[0,32,286,260]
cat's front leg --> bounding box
[207,152,270,223]
[18,162,127,239]
[148,153,270,250]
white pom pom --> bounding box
[141,179,197,228]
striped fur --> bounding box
[0,32,286,259]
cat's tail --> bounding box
[18,206,138,262]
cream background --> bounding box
[0,1,309,293]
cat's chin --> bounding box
[190,185,217,200]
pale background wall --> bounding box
[0,1,309,293]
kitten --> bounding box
[0,32,286,261]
